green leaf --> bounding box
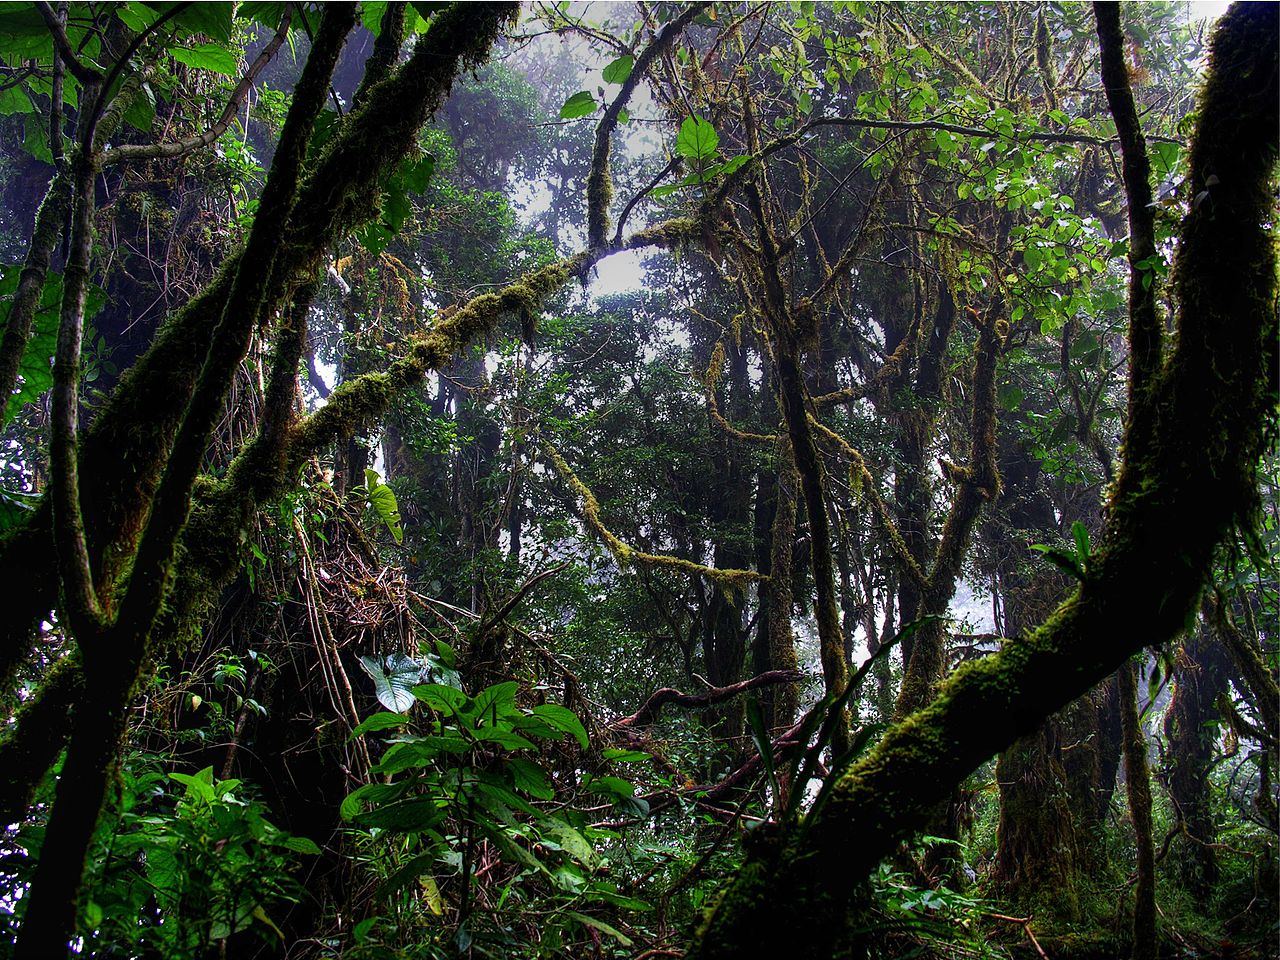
[529,703,589,748]
[351,711,409,736]
[171,43,238,77]
[361,1,389,34]
[341,781,411,821]
[507,757,554,800]
[358,654,421,713]
[602,55,634,84]
[279,835,322,855]
[1072,520,1092,568]
[0,267,106,424]
[601,748,650,763]
[468,680,519,722]
[362,469,404,542]
[586,775,634,800]
[122,81,156,133]
[0,85,33,116]
[175,4,234,43]
[1030,543,1084,580]
[559,90,597,120]
[746,697,781,806]
[471,726,537,751]
[413,682,467,713]
[353,796,445,832]
[675,115,719,162]
[542,818,596,867]
[239,3,288,29]
[564,911,633,947]
[170,767,216,804]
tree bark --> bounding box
[1119,660,1157,960]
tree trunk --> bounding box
[1162,626,1230,898]
[1119,660,1157,960]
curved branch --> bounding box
[587,2,707,246]
[614,670,803,728]
[101,7,293,165]
[542,440,765,593]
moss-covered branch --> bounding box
[587,2,707,246]
[542,441,764,593]
[1094,1,1161,403]
[0,173,70,408]
[703,341,780,445]
[689,6,1277,955]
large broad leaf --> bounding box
[413,682,467,714]
[352,795,445,832]
[171,43,238,77]
[506,757,554,800]
[675,115,718,162]
[559,90,597,120]
[564,911,632,947]
[541,817,596,868]
[602,55,634,84]
[362,469,404,543]
[351,711,409,737]
[529,703,589,748]
[358,653,421,713]
[467,680,519,723]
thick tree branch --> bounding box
[587,1,707,246]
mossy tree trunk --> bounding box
[1162,626,1230,899]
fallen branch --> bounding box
[988,913,1050,960]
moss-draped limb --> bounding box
[689,5,1277,956]
[587,2,707,246]
[1119,661,1157,960]
[703,341,780,445]
[1209,590,1280,740]
[1094,1,1161,403]
[0,657,82,827]
[542,441,764,593]
[353,2,407,105]
[283,220,702,470]
[0,0,522,691]
[0,173,70,407]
